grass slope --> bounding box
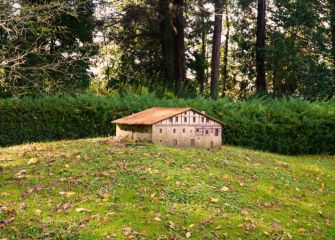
[0,138,334,239]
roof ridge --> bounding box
[112,107,223,125]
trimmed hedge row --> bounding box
[0,94,334,154]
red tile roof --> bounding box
[112,107,224,125]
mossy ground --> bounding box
[0,138,334,239]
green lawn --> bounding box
[0,138,334,239]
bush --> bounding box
[0,94,334,154]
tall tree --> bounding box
[210,0,225,99]
[187,0,211,95]
[159,0,175,89]
[222,2,230,96]
[255,0,267,93]
[173,0,186,91]
[328,0,335,98]
[0,0,96,97]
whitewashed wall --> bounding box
[152,110,222,148]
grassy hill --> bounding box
[0,138,334,239]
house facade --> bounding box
[113,107,223,148]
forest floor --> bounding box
[0,138,334,239]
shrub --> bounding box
[0,94,334,154]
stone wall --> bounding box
[116,124,152,142]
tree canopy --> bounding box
[1,0,334,100]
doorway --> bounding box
[190,139,195,147]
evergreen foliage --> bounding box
[0,94,334,154]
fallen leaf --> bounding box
[16,169,26,178]
[28,158,38,165]
[19,203,27,212]
[35,209,42,216]
[186,232,191,238]
[211,198,219,203]
[153,216,161,222]
[168,221,175,229]
[59,191,76,197]
[75,208,91,213]
[298,228,305,234]
[221,186,230,192]
[273,223,282,232]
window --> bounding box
[193,117,196,122]
[145,129,148,133]
[206,118,209,123]
[215,129,219,136]
[196,128,200,132]
[202,117,204,123]
[169,118,172,123]
[160,140,163,144]
[184,117,187,122]
[173,129,176,133]
[205,130,209,134]
[173,139,177,146]
[183,128,185,133]
[176,117,178,122]
[160,129,162,133]
[190,139,195,146]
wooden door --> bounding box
[190,139,195,147]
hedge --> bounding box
[0,93,334,155]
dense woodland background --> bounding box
[1,0,335,100]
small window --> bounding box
[183,128,185,133]
[160,140,163,144]
[160,128,162,133]
[173,129,176,133]
[196,128,200,132]
[206,118,209,123]
[202,117,204,123]
[169,118,172,123]
[193,117,196,122]
[173,139,177,146]
[184,117,187,122]
[205,130,209,134]
[145,129,148,133]
[176,117,178,122]
[215,129,219,136]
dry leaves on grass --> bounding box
[240,220,257,234]
[210,198,220,203]
[75,208,91,213]
[27,158,39,165]
[59,191,76,197]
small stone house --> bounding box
[112,107,223,148]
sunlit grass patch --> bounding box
[0,138,334,239]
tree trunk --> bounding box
[256,0,267,93]
[159,0,175,89]
[328,0,335,98]
[222,4,230,97]
[210,0,225,100]
[173,0,186,91]
[199,12,207,94]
